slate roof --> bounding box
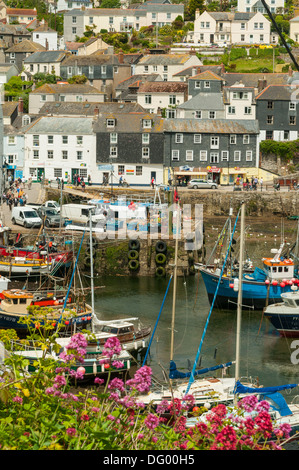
[137,81,188,93]
[5,39,45,53]
[137,54,198,66]
[223,72,291,88]
[255,84,299,100]
[61,54,127,66]
[25,116,95,134]
[30,83,104,95]
[23,50,67,63]
[173,65,225,77]
[93,112,164,133]
[2,101,18,117]
[178,93,224,111]
[189,70,223,81]
[163,118,259,134]
[39,101,145,116]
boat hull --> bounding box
[200,268,292,310]
[264,308,299,337]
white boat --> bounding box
[264,289,299,337]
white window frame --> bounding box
[230,135,236,144]
[199,150,207,161]
[110,146,118,158]
[246,150,253,161]
[186,150,193,161]
[172,149,180,161]
[142,147,150,159]
[110,132,118,144]
[142,133,150,144]
[210,152,219,163]
[175,133,183,143]
[194,134,201,144]
[221,151,229,161]
[210,136,219,149]
[234,150,241,161]
[243,135,250,144]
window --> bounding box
[241,34,245,41]
[136,165,142,176]
[47,150,54,159]
[142,147,149,158]
[77,151,83,160]
[113,66,118,74]
[72,16,77,23]
[40,94,46,102]
[221,151,229,161]
[290,116,296,125]
[195,81,200,89]
[210,152,219,163]
[209,111,216,119]
[8,136,15,145]
[241,22,245,29]
[109,146,117,157]
[234,151,241,161]
[195,110,202,119]
[228,106,235,114]
[260,35,264,41]
[88,66,94,76]
[76,95,83,102]
[186,150,193,161]
[267,115,274,124]
[194,134,201,143]
[33,135,39,146]
[243,135,250,144]
[169,95,176,105]
[210,136,219,148]
[172,150,180,161]
[110,133,117,144]
[62,136,68,144]
[175,133,183,143]
[266,130,273,140]
[246,150,252,161]
[144,65,148,73]
[200,150,207,161]
[118,165,125,175]
[77,136,83,145]
[284,130,289,140]
[101,65,107,74]
[142,119,151,128]
[163,65,168,72]
[109,16,113,24]
[48,135,53,144]
[107,119,115,128]
[7,154,15,164]
[72,27,76,34]
[62,150,68,160]
[142,133,149,144]
[230,135,236,144]
[33,150,39,159]
[244,107,252,115]
[89,17,94,25]
[60,95,65,102]
[79,168,87,178]
[166,109,176,118]
[204,81,210,89]
[145,94,152,104]
[267,101,273,109]
[54,168,62,178]
[290,102,296,110]
[254,22,258,29]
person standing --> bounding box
[260,177,263,191]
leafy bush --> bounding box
[0,327,293,450]
[260,139,299,161]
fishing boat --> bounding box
[0,245,73,278]
[196,207,299,310]
[89,318,151,356]
[4,339,134,380]
[263,289,299,337]
[0,288,92,335]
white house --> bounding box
[136,81,188,116]
[189,10,271,46]
[224,85,256,120]
[290,16,299,43]
[237,0,285,14]
[134,54,202,81]
[23,50,69,76]
[32,22,58,51]
[23,116,96,183]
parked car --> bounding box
[187,179,218,189]
[37,207,67,228]
[11,207,42,228]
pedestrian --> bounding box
[77,175,81,186]
[88,175,91,186]
[28,177,32,190]
[82,180,85,192]
[119,176,123,186]
[151,177,155,189]
[260,177,263,191]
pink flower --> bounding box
[126,366,152,393]
[12,396,23,404]
[214,425,237,450]
[102,337,122,358]
[144,413,159,430]
[94,377,104,385]
[156,399,170,414]
[108,378,125,392]
[66,428,77,436]
[238,395,258,412]
[112,360,124,369]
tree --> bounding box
[186,0,206,20]
[68,75,88,84]
[4,76,33,112]
[100,0,121,8]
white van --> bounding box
[61,204,105,225]
[11,206,42,228]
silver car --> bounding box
[187,179,218,189]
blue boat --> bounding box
[264,290,299,337]
[198,236,299,310]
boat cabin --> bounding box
[262,258,294,281]
[280,292,299,308]
[0,289,34,315]
[100,322,135,338]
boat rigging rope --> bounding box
[185,207,241,396]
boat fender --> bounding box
[155,241,167,254]
[128,259,139,271]
[233,278,239,292]
[128,250,139,260]
[155,266,166,277]
[155,253,166,265]
[128,239,140,251]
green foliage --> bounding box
[68,75,88,84]
[4,76,33,112]
[229,47,247,61]
[100,0,121,7]
[260,139,299,161]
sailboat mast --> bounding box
[235,202,245,400]
[89,210,95,333]
[170,201,179,364]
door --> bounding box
[37,168,44,182]
[72,169,78,183]
[210,34,214,44]
[151,171,156,184]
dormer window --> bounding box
[142,119,151,128]
[107,119,115,127]
[22,115,30,126]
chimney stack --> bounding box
[289,65,293,77]
[18,97,23,114]
[118,51,124,64]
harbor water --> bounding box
[92,273,299,400]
